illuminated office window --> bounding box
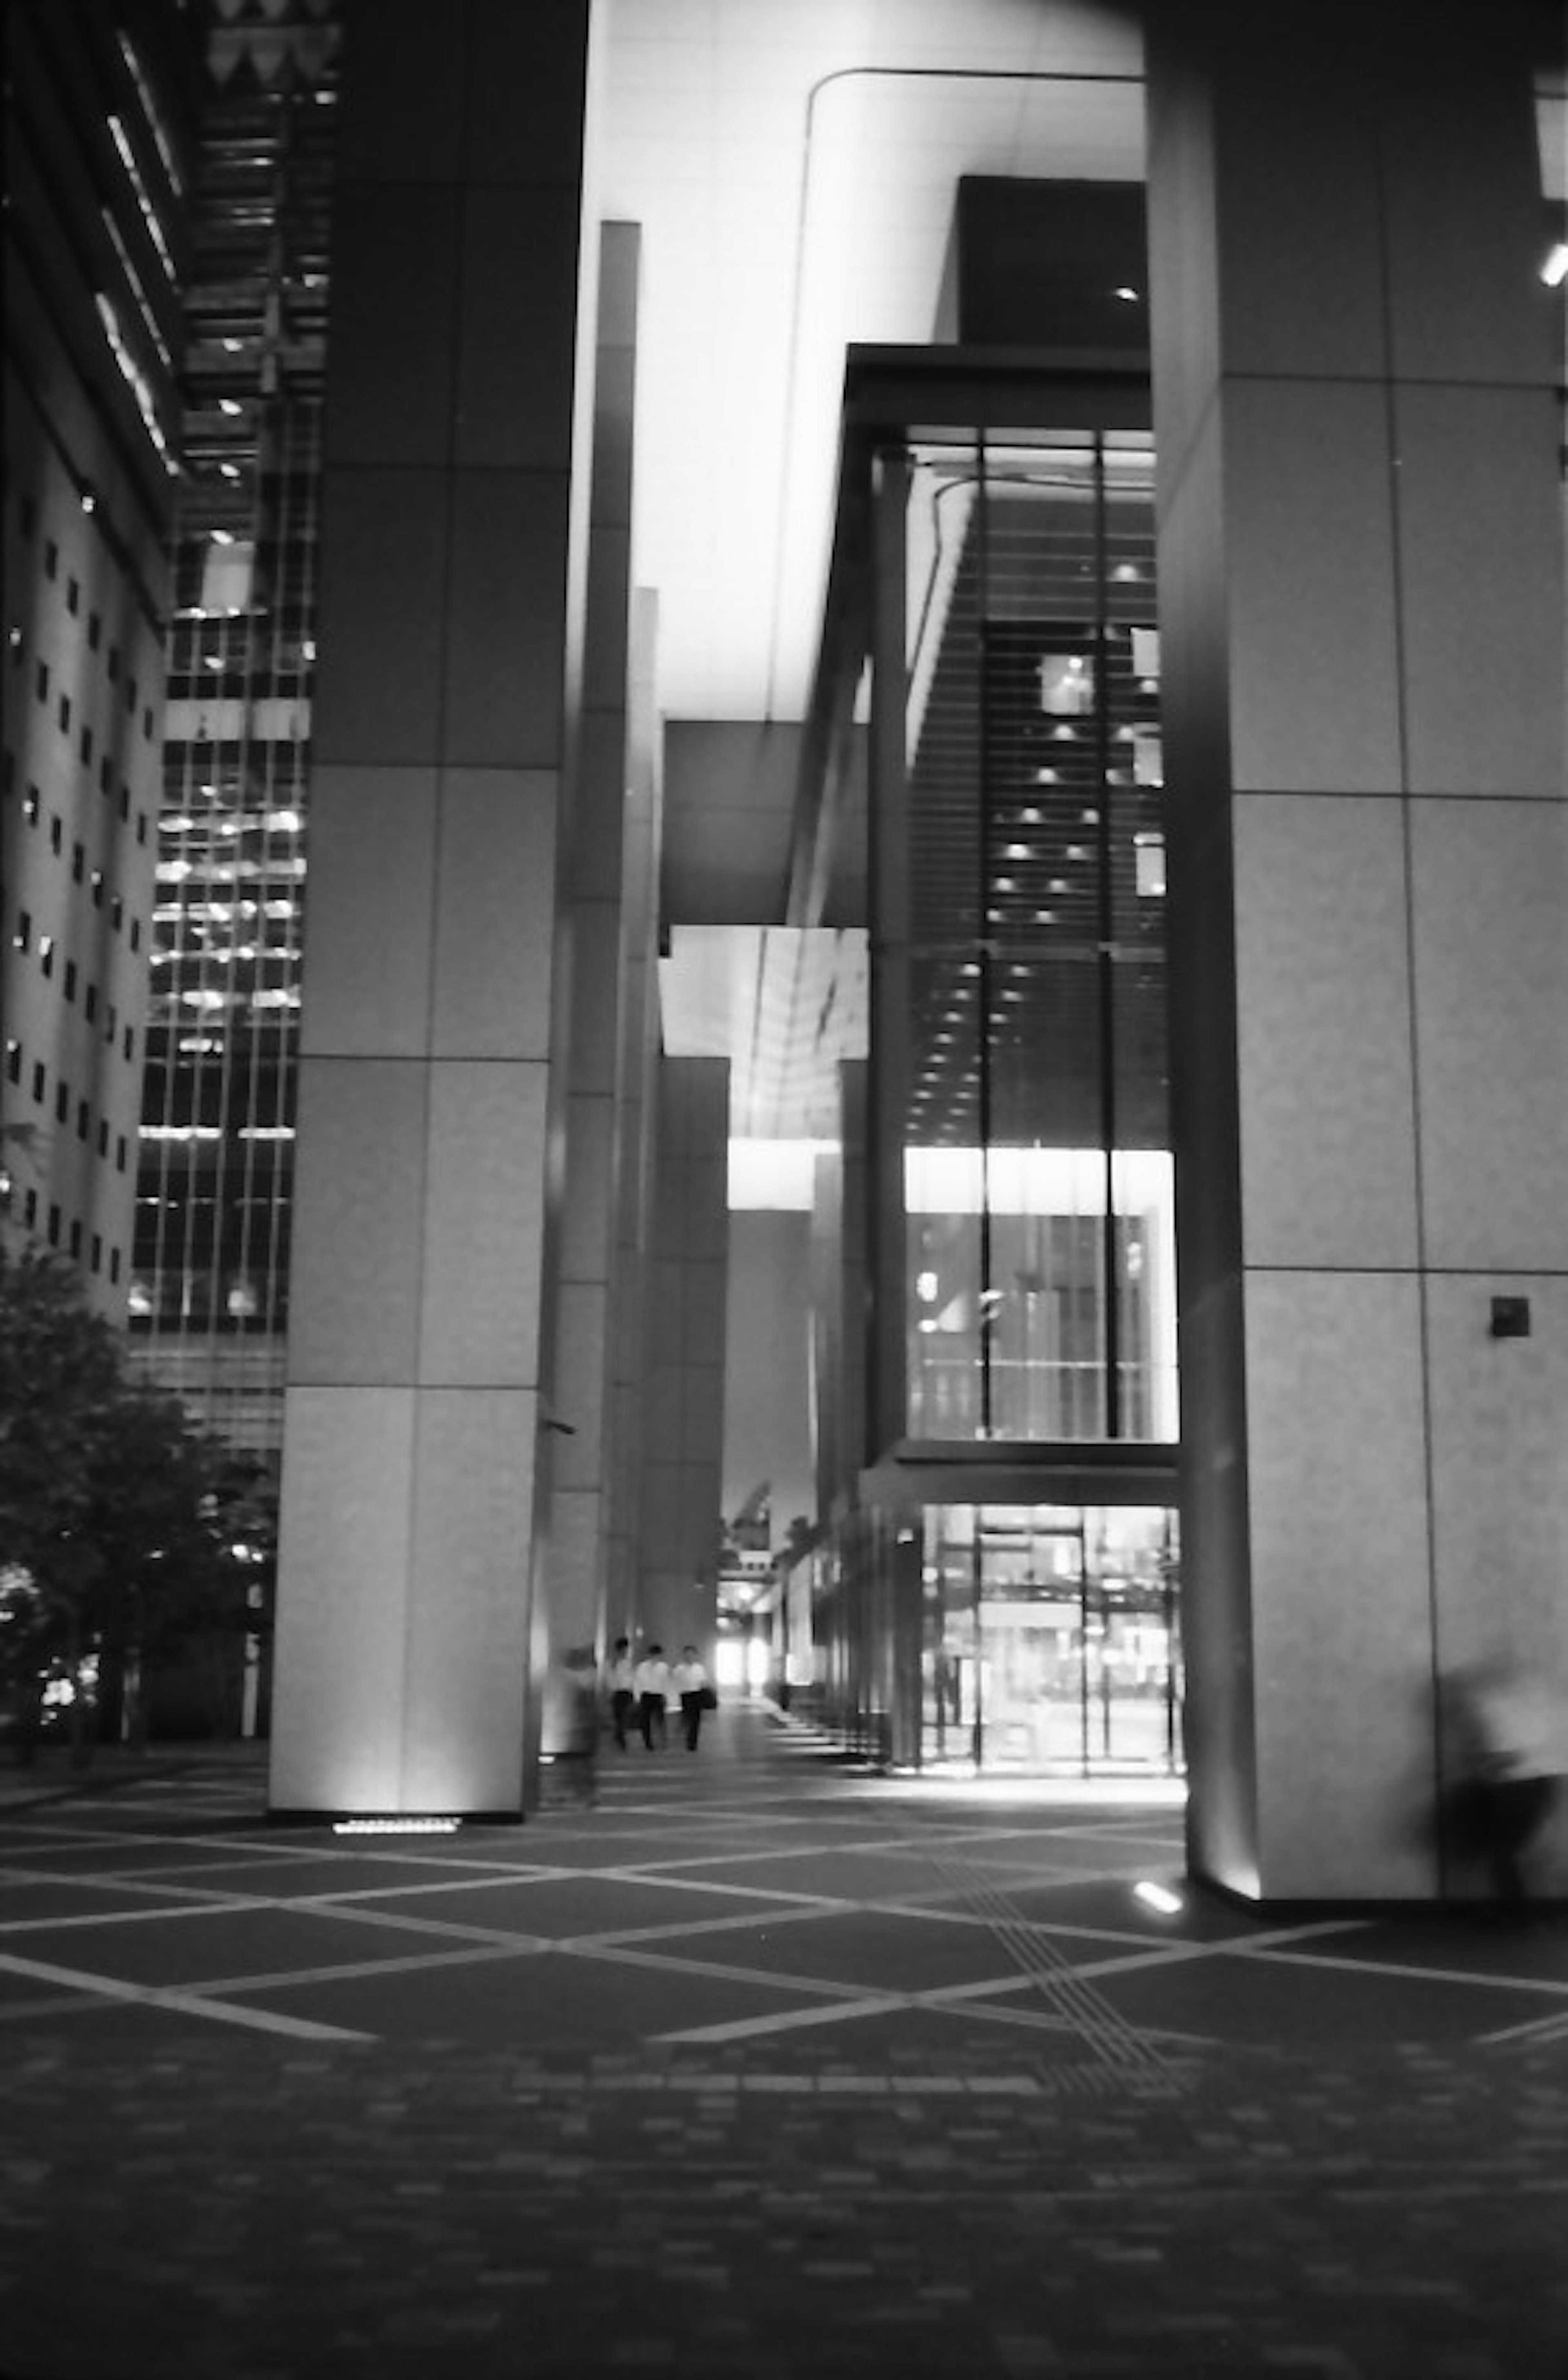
[877,434,1174,1446]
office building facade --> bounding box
[129,0,341,1459]
[246,0,1560,1901]
[3,0,197,1304]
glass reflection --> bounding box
[892,435,1170,1445]
[920,1503,1182,1776]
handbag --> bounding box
[699,1684,718,1709]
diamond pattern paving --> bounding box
[1,1701,1565,2380]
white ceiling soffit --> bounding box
[659,923,868,1141]
[599,0,1145,728]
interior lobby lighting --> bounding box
[1135,1879,1184,1915]
[1541,241,1568,287]
[332,1816,460,1836]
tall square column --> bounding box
[270,0,603,1816]
[544,223,642,1727]
[1147,3,1566,1898]
[639,1058,728,1656]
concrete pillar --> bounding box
[639,1057,728,1658]
[270,0,603,1816]
[1147,4,1566,1898]
[544,223,641,1727]
[811,1059,868,1525]
[604,589,663,1645]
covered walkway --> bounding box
[2,1698,1565,2376]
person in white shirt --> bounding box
[671,1645,712,1751]
[633,1644,671,1750]
[604,1636,636,1751]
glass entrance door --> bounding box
[920,1503,1181,1777]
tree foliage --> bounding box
[0,1246,249,1751]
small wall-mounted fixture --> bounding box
[1489,1295,1532,1339]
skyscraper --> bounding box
[129,0,341,1457]
[3,0,197,1306]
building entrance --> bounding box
[921,1503,1180,1777]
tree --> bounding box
[0,1246,240,1759]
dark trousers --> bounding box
[1479,1774,1556,1908]
[610,1689,635,1749]
[679,1691,705,1751]
[638,1693,666,1750]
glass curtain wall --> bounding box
[131,13,339,1458]
[837,423,1183,1776]
[920,1503,1181,1777]
[880,434,1174,1448]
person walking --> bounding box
[604,1636,637,1751]
[672,1644,713,1752]
[633,1643,671,1750]
[1448,1655,1564,1919]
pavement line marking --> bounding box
[567,1867,878,1910]
[0,1863,298,1905]
[1219,1939,1568,1997]
[591,1843,936,1878]
[1478,2004,1568,2045]
[568,1937,1104,2019]
[560,1900,869,1945]
[1036,1923,1380,1996]
[914,1986,1215,2050]
[557,1937,914,2003]
[285,1886,858,1943]
[0,1894,272,1932]
[0,1991,140,2025]
[657,1993,914,2043]
[169,1939,544,1997]
[0,1832,152,1854]
[144,1992,371,2041]
[158,1836,544,1869]
[862,1894,1196,1944]
[0,1949,369,2040]
[274,1869,573,1903]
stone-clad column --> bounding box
[639,1059,728,1657]
[1147,4,1566,1898]
[270,0,603,1816]
[603,591,663,1647]
[545,223,641,1724]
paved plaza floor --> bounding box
[1,1699,1565,2379]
